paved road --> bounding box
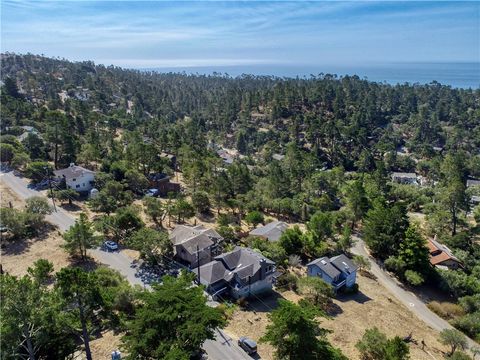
[1,170,251,360]
[352,235,479,350]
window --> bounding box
[82,183,85,186]
[72,178,76,182]
[76,185,80,188]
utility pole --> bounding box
[196,244,201,285]
[45,166,57,212]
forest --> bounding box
[1,53,480,359]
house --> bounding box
[159,152,177,169]
[391,172,419,185]
[193,247,275,299]
[307,254,358,291]
[466,179,480,188]
[272,153,285,161]
[54,163,96,192]
[249,221,288,242]
[217,149,234,165]
[148,173,180,196]
[170,225,223,268]
[427,237,463,270]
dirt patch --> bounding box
[225,274,447,360]
[1,228,71,277]
[322,274,448,360]
[89,330,123,359]
[0,180,25,208]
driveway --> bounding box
[352,235,479,350]
[1,169,252,359]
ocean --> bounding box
[147,62,480,89]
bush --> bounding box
[427,301,465,320]
[245,211,264,227]
[217,213,237,226]
[384,256,406,274]
[452,312,480,341]
[191,191,211,214]
[275,273,298,292]
[404,270,424,286]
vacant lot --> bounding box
[225,273,447,360]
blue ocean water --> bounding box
[147,62,480,89]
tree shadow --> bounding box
[326,302,344,316]
[243,290,286,313]
[0,223,58,255]
[69,256,99,271]
[336,290,372,304]
[59,203,82,212]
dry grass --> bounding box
[225,274,448,360]
[0,180,25,208]
[427,301,465,320]
[1,228,72,277]
[89,330,123,359]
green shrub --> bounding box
[275,273,298,292]
[404,270,424,286]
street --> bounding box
[352,235,479,350]
[1,170,252,360]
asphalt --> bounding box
[352,235,479,350]
[1,170,251,360]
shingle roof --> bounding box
[53,164,95,180]
[307,257,341,279]
[249,221,288,242]
[330,254,358,274]
[195,247,275,286]
[170,225,222,245]
[428,238,461,266]
[181,234,214,255]
[308,254,358,278]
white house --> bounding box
[54,163,96,192]
[307,254,358,291]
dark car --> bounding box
[238,336,257,355]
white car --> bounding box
[104,241,119,251]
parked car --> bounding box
[145,188,159,197]
[104,240,119,251]
[238,337,257,355]
[0,225,9,233]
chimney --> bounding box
[260,258,267,279]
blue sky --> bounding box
[1,1,479,68]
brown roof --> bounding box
[427,238,461,266]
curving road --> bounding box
[352,235,479,350]
[1,170,251,360]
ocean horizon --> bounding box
[144,62,480,89]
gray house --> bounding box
[391,172,419,185]
[307,254,358,291]
[249,221,288,242]
[169,225,223,268]
[193,247,275,299]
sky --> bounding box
[1,1,479,69]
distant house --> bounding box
[193,247,276,299]
[54,163,96,192]
[272,153,285,161]
[217,149,234,166]
[391,172,419,185]
[170,225,223,268]
[148,173,180,196]
[466,179,480,188]
[307,254,358,291]
[159,152,177,169]
[249,221,288,242]
[427,237,462,270]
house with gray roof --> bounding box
[54,163,96,192]
[249,220,288,242]
[170,225,223,268]
[391,172,419,185]
[193,247,275,299]
[307,254,358,291]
